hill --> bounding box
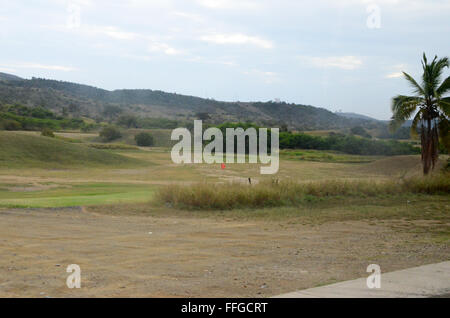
[335,112,378,121]
[0,72,23,82]
[0,131,143,168]
[0,73,386,131]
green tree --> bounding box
[99,126,122,142]
[390,53,450,175]
[117,114,138,128]
[135,132,154,147]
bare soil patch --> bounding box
[0,207,448,297]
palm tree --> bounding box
[390,53,450,175]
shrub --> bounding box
[1,119,22,131]
[41,128,55,137]
[135,132,154,147]
[99,126,122,142]
[81,123,96,132]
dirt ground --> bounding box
[0,207,448,298]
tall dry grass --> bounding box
[157,173,450,210]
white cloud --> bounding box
[77,25,139,40]
[148,42,182,55]
[50,23,185,56]
[243,69,281,84]
[196,0,260,10]
[386,71,403,78]
[200,33,273,49]
[385,63,407,78]
[97,26,138,40]
[299,56,363,70]
[187,56,236,66]
[0,67,17,73]
[171,11,205,22]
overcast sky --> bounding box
[1,0,449,119]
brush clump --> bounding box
[157,174,450,210]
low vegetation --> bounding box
[279,131,419,156]
[0,104,88,131]
[210,122,419,156]
[41,127,55,137]
[117,114,182,129]
[87,143,139,150]
[280,149,380,163]
[157,174,450,210]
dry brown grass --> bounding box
[157,173,450,210]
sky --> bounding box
[0,0,449,120]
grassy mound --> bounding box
[157,174,450,210]
[0,131,144,168]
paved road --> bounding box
[274,261,450,298]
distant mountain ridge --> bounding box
[335,112,379,121]
[0,73,384,130]
[0,72,24,82]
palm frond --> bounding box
[431,57,450,95]
[402,72,424,96]
[422,55,449,98]
[438,116,450,153]
[437,76,450,96]
[409,109,423,138]
[421,53,428,69]
[390,95,422,132]
[438,96,450,117]
[422,55,437,97]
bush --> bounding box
[81,123,96,132]
[41,128,55,137]
[135,132,154,147]
[1,119,22,131]
[99,126,122,142]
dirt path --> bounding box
[0,207,448,297]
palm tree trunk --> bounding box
[422,120,432,175]
[421,118,439,175]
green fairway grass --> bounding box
[0,183,155,208]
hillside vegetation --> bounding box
[0,74,385,130]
